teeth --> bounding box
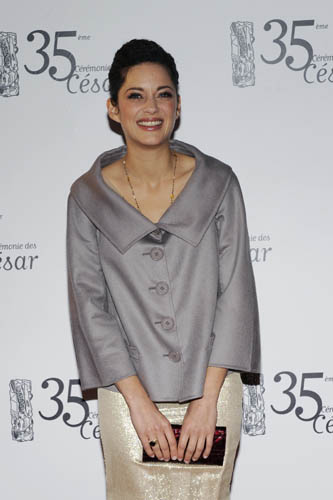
[138,120,162,126]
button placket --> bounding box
[141,239,182,364]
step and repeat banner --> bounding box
[1,1,332,498]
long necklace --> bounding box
[122,152,178,212]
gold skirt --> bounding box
[97,372,242,500]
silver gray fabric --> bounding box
[66,139,261,402]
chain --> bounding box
[122,152,178,212]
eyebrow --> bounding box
[125,85,174,92]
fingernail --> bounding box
[203,455,207,459]
[172,456,177,460]
[177,458,182,461]
[184,460,189,464]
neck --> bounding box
[123,141,175,184]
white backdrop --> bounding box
[1,1,332,498]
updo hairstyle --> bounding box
[108,39,179,104]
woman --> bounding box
[66,39,260,499]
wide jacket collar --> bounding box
[70,139,232,254]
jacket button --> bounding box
[168,351,181,362]
[150,247,164,261]
[149,228,163,242]
[151,228,162,237]
[161,317,175,330]
[155,281,169,295]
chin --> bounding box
[132,134,171,148]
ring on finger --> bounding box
[149,438,159,447]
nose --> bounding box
[144,95,159,114]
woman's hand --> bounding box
[176,366,228,463]
[116,375,178,462]
[177,396,218,463]
[129,396,178,462]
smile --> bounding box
[137,120,163,127]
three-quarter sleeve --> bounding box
[66,193,137,391]
[208,171,261,373]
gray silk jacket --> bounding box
[66,139,261,402]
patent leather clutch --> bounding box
[142,424,226,465]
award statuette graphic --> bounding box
[230,21,255,88]
[9,379,34,442]
[242,374,266,436]
[0,32,19,97]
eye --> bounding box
[127,92,143,99]
[158,91,173,98]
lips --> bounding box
[137,119,163,130]
[137,120,163,126]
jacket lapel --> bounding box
[70,140,232,254]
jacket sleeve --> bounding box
[208,171,261,373]
[66,193,137,391]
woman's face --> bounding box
[107,62,181,148]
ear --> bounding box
[106,97,121,123]
[176,95,181,119]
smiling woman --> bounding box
[101,59,195,223]
[66,39,261,500]
[108,62,180,147]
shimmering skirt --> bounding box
[97,372,242,500]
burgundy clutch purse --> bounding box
[142,424,226,465]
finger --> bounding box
[203,432,214,459]
[165,426,178,460]
[184,434,198,463]
[150,440,164,461]
[145,436,163,460]
[142,437,156,458]
[177,431,189,461]
[191,435,206,461]
[156,432,171,461]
